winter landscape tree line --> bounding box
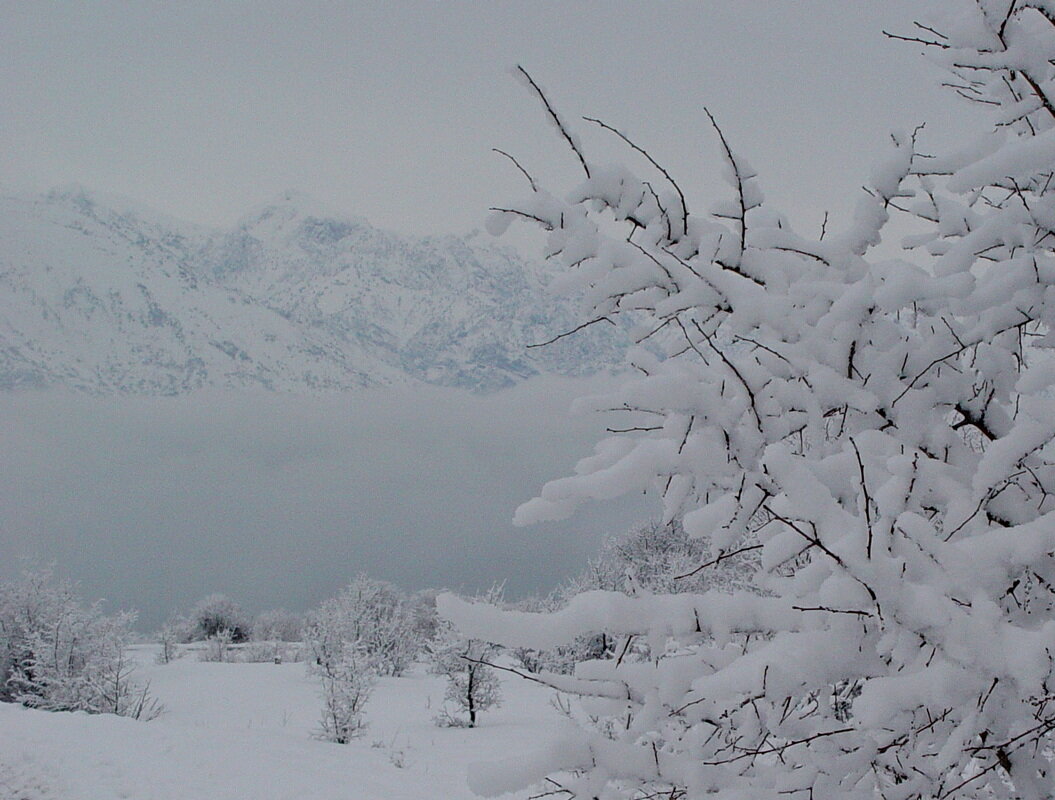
[0,518,716,742]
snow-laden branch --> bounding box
[450,14,1055,795]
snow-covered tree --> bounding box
[154,614,189,665]
[406,589,441,646]
[304,595,375,743]
[303,576,420,742]
[594,517,753,596]
[306,576,419,677]
[0,570,160,719]
[430,586,504,728]
[187,593,250,643]
[510,589,606,676]
[315,647,373,744]
[431,630,503,729]
[440,8,1055,798]
[251,609,304,643]
[198,627,234,662]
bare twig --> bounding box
[515,66,591,178]
[674,543,763,580]
[704,107,748,263]
[528,316,616,348]
[489,207,555,230]
[492,148,538,192]
[882,30,950,48]
[849,437,874,558]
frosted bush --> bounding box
[515,519,757,674]
[187,593,250,643]
[306,610,374,743]
[198,629,233,662]
[431,629,503,728]
[251,609,303,642]
[154,619,184,665]
[315,649,373,744]
[234,640,305,664]
[305,576,420,677]
[430,586,504,728]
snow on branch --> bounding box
[453,11,1055,797]
[438,590,801,651]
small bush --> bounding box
[235,640,305,664]
[311,646,374,744]
[429,586,503,728]
[251,609,303,642]
[188,594,250,643]
[198,629,234,662]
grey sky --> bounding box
[2,2,975,238]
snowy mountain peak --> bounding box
[235,191,371,244]
[0,189,625,394]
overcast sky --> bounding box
[1,2,977,239]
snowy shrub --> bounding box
[237,641,274,663]
[0,570,161,720]
[305,611,374,743]
[187,593,250,643]
[305,576,420,677]
[596,518,754,595]
[303,583,406,743]
[251,609,303,642]
[440,10,1055,798]
[511,589,612,676]
[154,617,187,665]
[198,628,234,662]
[430,587,503,728]
[430,629,502,729]
[406,589,441,646]
[234,640,305,664]
[315,648,374,743]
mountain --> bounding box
[0,188,625,394]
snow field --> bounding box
[0,645,564,800]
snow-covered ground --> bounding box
[0,645,564,799]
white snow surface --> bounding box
[0,646,565,800]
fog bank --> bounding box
[0,377,648,629]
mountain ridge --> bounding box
[0,187,624,394]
